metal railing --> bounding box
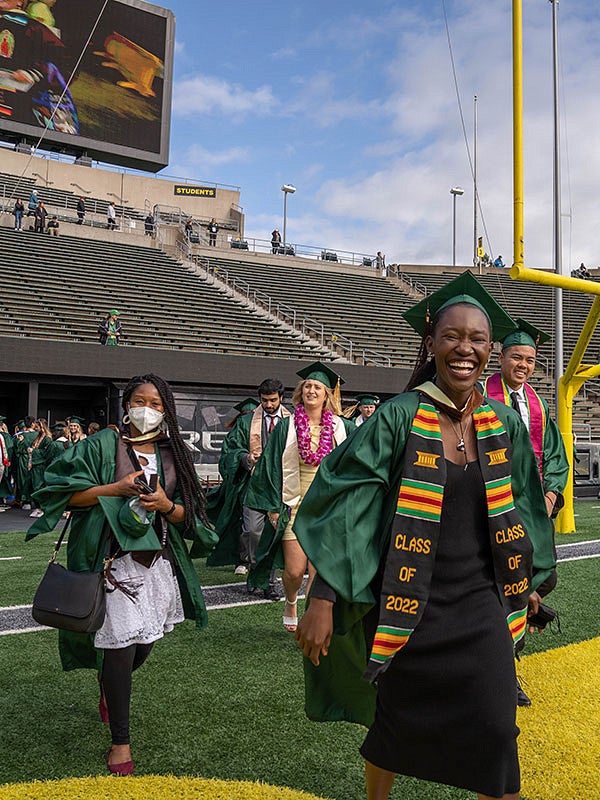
[177,244,391,366]
[395,271,429,297]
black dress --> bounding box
[360,460,520,797]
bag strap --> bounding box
[49,514,73,563]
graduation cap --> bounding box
[356,394,380,406]
[68,415,85,426]
[0,415,6,423]
[296,360,345,390]
[16,419,25,429]
[233,397,259,413]
[109,309,120,316]
[501,318,550,351]
[51,421,68,432]
[402,270,517,343]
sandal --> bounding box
[105,748,134,776]
[283,596,298,632]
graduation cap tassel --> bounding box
[333,377,342,416]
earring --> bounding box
[122,413,130,424]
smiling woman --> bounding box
[293,272,558,800]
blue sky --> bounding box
[159,0,600,269]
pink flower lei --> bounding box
[294,403,334,465]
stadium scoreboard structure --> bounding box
[0,0,174,172]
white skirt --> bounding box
[94,553,184,649]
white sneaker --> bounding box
[30,509,43,517]
[22,504,32,510]
[234,564,248,575]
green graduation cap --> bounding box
[51,420,68,432]
[68,415,85,426]
[402,270,517,343]
[296,360,345,390]
[16,419,25,429]
[109,309,120,316]
[0,415,6,423]
[356,394,380,406]
[502,318,550,351]
[233,397,259,413]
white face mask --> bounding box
[127,405,164,434]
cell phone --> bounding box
[134,476,154,495]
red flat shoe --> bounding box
[105,749,134,776]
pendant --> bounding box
[456,439,465,452]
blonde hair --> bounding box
[33,419,51,447]
[291,379,339,414]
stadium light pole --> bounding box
[450,187,464,266]
[281,184,296,253]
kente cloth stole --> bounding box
[485,373,546,481]
[364,399,533,683]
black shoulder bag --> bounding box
[32,516,111,633]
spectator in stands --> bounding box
[47,215,60,236]
[271,229,282,254]
[571,262,591,279]
[293,274,556,800]
[376,251,386,277]
[107,202,117,230]
[76,197,86,225]
[184,218,193,239]
[208,217,219,246]
[144,214,155,236]
[28,373,216,777]
[34,200,47,233]
[87,422,101,436]
[484,317,569,706]
[27,189,39,221]
[97,312,109,344]
[67,416,87,443]
[245,362,353,631]
[493,255,505,268]
[13,198,24,231]
[99,309,123,346]
[207,379,291,599]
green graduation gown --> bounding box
[245,414,355,589]
[293,391,556,726]
[206,412,254,567]
[29,435,52,494]
[15,430,37,502]
[0,430,13,498]
[483,374,569,498]
[28,428,217,672]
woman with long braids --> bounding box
[245,361,354,632]
[29,374,217,776]
[293,273,556,800]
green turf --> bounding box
[0,531,246,607]
[0,560,597,799]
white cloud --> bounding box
[172,75,276,117]
[183,144,249,168]
[286,72,385,127]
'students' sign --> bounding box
[174,185,216,198]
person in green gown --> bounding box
[0,416,13,506]
[293,273,556,800]
[27,418,52,517]
[14,416,38,508]
[245,361,355,632]
[45,421,72,464]
[29,374,217,776]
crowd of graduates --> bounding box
[2,270,571,799]
[0,415,91,515]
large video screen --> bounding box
[0,0,174,171]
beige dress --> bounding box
[282,424,321,541]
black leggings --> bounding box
[101,642,154,745]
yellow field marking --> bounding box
[518,638,600,800]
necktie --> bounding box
[268,416,276,434]
[510,392,521,412]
